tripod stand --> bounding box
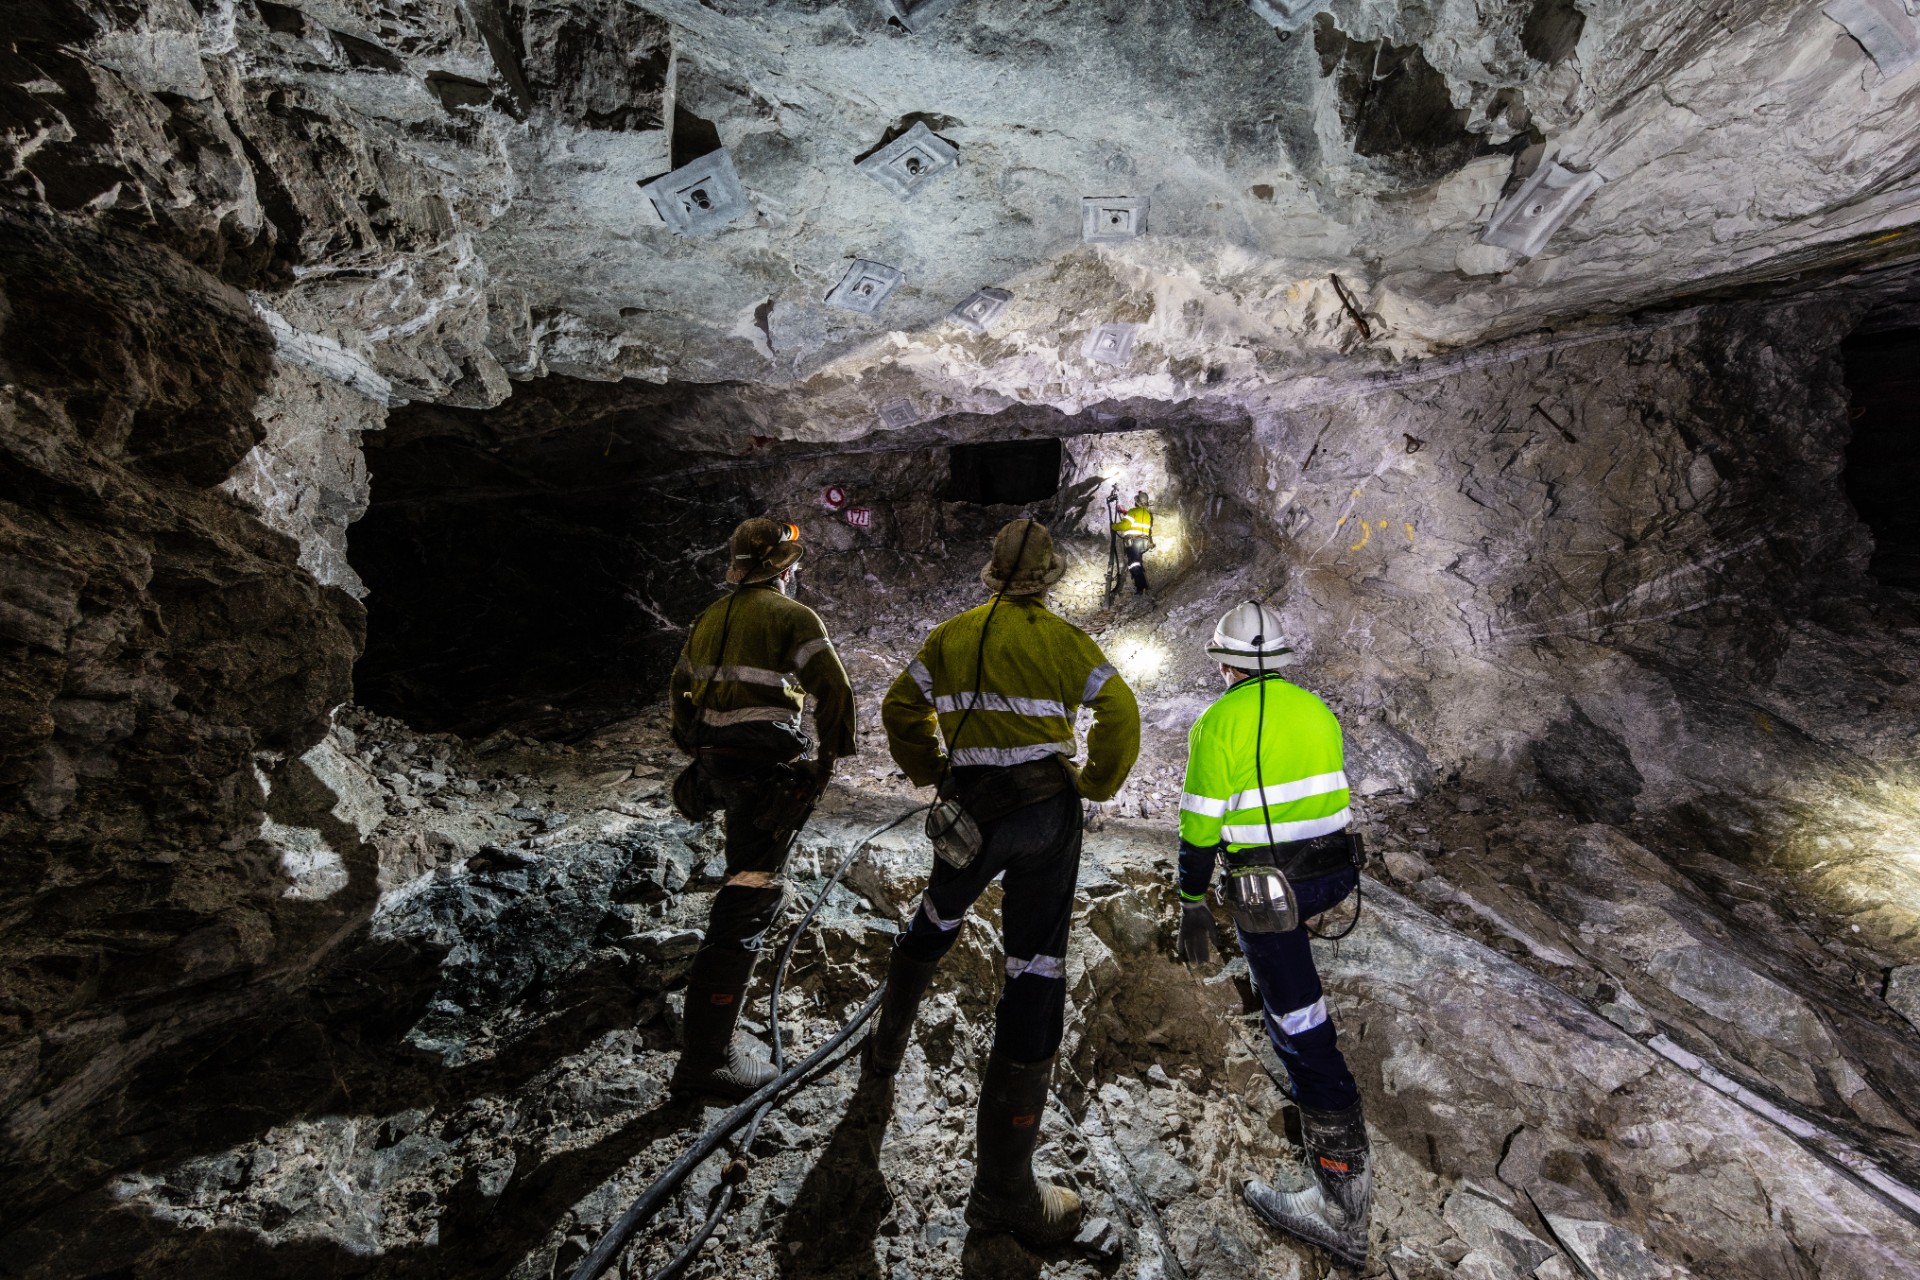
[1102,486,1122,608]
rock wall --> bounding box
[1212,302,1872,778]
[0,209,368,1206]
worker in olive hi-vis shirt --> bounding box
[871,518,1139,1248]
[666,518,855,1100]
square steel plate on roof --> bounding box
[1480,160,1603,257]
[857,122,960,200]
[1083,196,1148,243]
[639,149,751,237]
[886,0,962,33]
[949,286,1012,333]
[879,399,919,429]
[1824,0,1920,75]
[825,260,905,314]
[1248,0,1333,31]
[1083,323,1138,367]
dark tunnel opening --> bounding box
[944,437,1063,505]
[350,438,755,740]
[1841,325,1920,590]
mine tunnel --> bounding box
[6,2,1920,1278]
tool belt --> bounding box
[672,743,816,827]
[1221,832,1362,935]
[1230,830,1364,884]
[953,756,1074,824]
[928,756,1075,870]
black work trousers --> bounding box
[1123,538,1149,592]
[695,755,815,963]
[897,779,1083,1064]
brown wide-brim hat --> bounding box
[726,517,804,584]
[980,517,1066,596]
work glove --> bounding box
[1177,901,1218,967]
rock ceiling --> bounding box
[14,0,1920,439]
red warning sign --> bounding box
[821,485,847,511]
[845,505,873,529]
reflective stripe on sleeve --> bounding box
[920,893,964,933]
[698,706,803,728]
[1226,771,1349,812]
[790,637,833,670]
[685,664,792,689]
[1180,792,1229,818]
[1006,954,1064,980]
[949,742,1073,767]
[907,659,936,702]
[1220,807,1351,844]
[935,692,1069,718]
[1277,997,1328,1036]
[1081,662,1117,704]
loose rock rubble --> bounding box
[15,677,1908,1279]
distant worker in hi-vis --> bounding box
[1174,601,1371,1268]
[1111,490,1154,594]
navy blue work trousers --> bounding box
[1237,866,1360,1112]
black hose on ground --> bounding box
[567,804,929,1280]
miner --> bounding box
[869,517,1140,1247]
[666,517,856,1099]
[1111,489,1154,594]
[1173,601,1371,1268]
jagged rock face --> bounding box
[5,0,1920,1273]
[0,211,365,1189]
[9,0,1920,430]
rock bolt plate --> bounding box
[949,286,1012,334]
[857,122,960,201]
[1083,323,1138,367]
[826,260,906,315]
[640,149,751,237]
[1480,160,1603,258]
[1082,196,1148,244]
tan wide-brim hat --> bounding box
[980,517,1066,596]
[726,517,804,584]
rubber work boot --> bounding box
[861,946,940,1078]
[671,947,778,1101]
[964,1050,1083,1247]
[1245,1098,1371,1269]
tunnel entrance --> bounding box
[944,438,1063,505]
[1841,325,1920,590]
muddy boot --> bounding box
[964,1050,1083,1247]
[1245,1098,1371,1269]
[861,946,939,1079]
[671,946,777,1101]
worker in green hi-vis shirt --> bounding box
[1173,601,1372,1269]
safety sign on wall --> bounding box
[845,505,873,529]
[821,485,847,511]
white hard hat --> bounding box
[1207,601,1296,670]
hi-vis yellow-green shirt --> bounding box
[670,584,856,759]
[1112,506,1153,539]
[1179,673,1348,855]
[882,596,1139,801]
